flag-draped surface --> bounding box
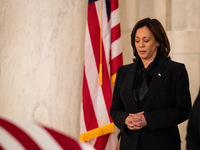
[80,0,123,149]
[0,114,94,150]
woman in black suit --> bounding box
[110,18,191,150]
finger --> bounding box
[128,126,142,130]
[127,125,134,130]
[125,116,134,125]
[132,116,143,122]
[129,113,135,117]
[137,111,144,115]
[127,122,143,130]
[134,122,141,127]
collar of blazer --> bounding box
[129,55,169,110]
[144,55,169,110]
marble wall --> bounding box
[0,0,87,138]
[0,0,199,150]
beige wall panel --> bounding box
[168,31,200,53]
[171,0,200,31]
[138,0,168,29]
[121,31,133,65]
[119,0,138,31]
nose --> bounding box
[139,41,145,47]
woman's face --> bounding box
[135,26,159,63]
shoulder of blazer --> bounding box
[158,55,186,72]
[118,60,139,73]
[167,58,185,67]
[119,63,135,71]
[166,58,187,75]
[115,62,137,86]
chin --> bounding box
[139,56,147,60]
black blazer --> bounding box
[110,55,192,150]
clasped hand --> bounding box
[125,111,147,130]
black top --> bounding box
[133,52,160,109]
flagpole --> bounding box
[99,0,103,85]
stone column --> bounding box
[0,0,87,138]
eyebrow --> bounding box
[135,36,150,39]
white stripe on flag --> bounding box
[0,126,25,150]
[86,138,97,148]
[2,116,63,150]
[105,127,118,150]
[95,0,109,34]
[80,141,96,150]
[111,37,122,59]
[85,24,110,127]
[111,8,120,28]
[80,103,87,134]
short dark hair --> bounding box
[131,18,170,62]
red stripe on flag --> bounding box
[110,0,119,12]
[88,2,113,121]
[94,134,110,150]
[82,69,99,131]
[111,24,121,43]
[88,3,100,69]
[101,40,113,122]
[101,52,113,121]
[111,53,123,75]
[0,144,4,150]
[0,118,41,150]
[42,126,81,150]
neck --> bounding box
[141,51,158,68]
[142,59,153,69]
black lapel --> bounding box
[144,56,169,110]
[125,60,140,112]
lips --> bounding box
[139,50,146,54]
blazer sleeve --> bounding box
[144,64,192,131]
[110,66,129,133]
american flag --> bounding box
[0,114,94,150]
[80,0,123,149]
